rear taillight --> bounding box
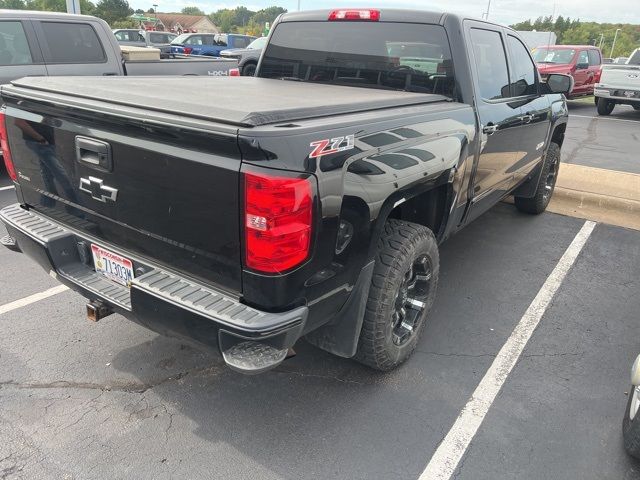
[0,111,17,182]
[229,68,240,77]
[328,9,380,21]
[244,172,313,273]
[183,46,192,55]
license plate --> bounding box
[91,244,134,287]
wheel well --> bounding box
[551,123,566,147]
[387,185,449,237]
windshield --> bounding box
[532,48,576,64]
[247,36,267,50]
[259,21,455,98]
[171,34,190,45]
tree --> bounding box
[94,0,133,26]
[252,6,286,25]
[181,6,204,15]
[134,8,144,13]
[0,0,27,8]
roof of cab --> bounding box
[0,9,98,20]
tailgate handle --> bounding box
[75,136,112,172]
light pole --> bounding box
[598,33,604,50]
[610,28,621,58]
[483,0,492,19]
[297,0,300,11]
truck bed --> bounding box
[6,76,447,128]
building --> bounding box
[138,14,219,34]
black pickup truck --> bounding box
[0,9,572,374]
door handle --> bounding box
[518,114,534,124]
[75,136,112,172]
[482,124,498,135]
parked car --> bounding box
[594,48,640,115]
[623,354,640,458]
[112,28,177,58]
[613,57,629,64]
[0,11,238,87]
[533,45,603,98]
[0,8,572,374]
[170,33,255,57]
[219,36,267,76]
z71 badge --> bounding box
[309,134,355,159]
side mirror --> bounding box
[576,62,589,70]
[544,73,574,95]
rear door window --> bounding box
[40,22,106,64]
[506,35,537,96]
[0,21,33,65]
[588,49,601,66]
[469,28,510,100]
[259,22,456,98]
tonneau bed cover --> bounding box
[4,76,447,128]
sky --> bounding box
[130,0,640,25]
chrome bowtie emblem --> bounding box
[79,176,118,203]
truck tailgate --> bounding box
[1,83,243,293]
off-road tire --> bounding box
[242,62,257,76]
[597,97,615,115]
[354,219,439,371]
[623,386,640,459]
[514,142,560,215]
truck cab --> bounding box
[533,45,603,98]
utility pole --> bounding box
[297,0,300,11]
[610,28,621,58]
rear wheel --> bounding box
[514,142,560,215]
[354,219,439,371]
[597,97,615,115]
[242,62,257,76]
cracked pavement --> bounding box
[2,139,640,478]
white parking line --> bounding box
[571,114,639,124]
[0,185,15,191]
[419,220,596,480]
[0,285,69,316]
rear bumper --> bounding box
[0,204,307,372]
[594,85,640,102]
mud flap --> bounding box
[304,261,375,358]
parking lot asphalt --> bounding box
[565,101,640,174]
[1,179,640,479]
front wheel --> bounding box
[241,62,257,76]
[354,219,439,371]
[597,97,615,115]
[514,142,560,215]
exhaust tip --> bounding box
[86,300,113,322]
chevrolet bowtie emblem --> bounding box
[79,176,118,203]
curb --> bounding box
[547,163,640,231]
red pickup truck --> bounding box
[533,45,603,98]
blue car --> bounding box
[170,33,255,57]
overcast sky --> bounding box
[132,0,640,25]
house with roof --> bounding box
[138,14,219,34]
